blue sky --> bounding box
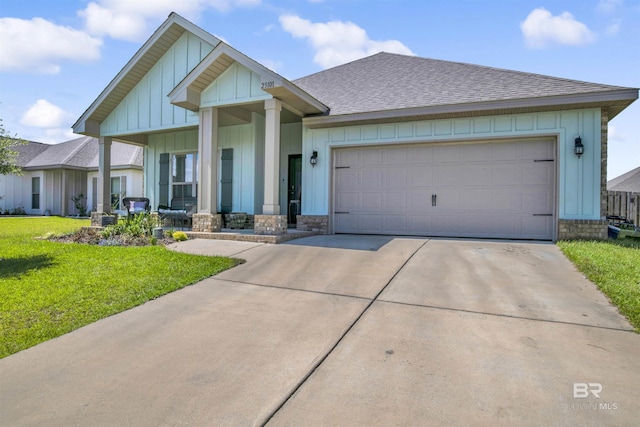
[0,0,638,178]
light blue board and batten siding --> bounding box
[218,121,258,214]
[201,63,271,108]
[100,32,214,136]
[302,108,602,221]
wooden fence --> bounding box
[606,191,640,225]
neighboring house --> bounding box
[73,13,638,240]
[608,166,640,193]
[0,136,143,216]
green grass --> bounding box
[0,217,239,358]
[558,238,640,332]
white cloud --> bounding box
[79,0,261,42]
[259,59,283,73]
[41,128,78,144]
[597,0,623,14]
[0,17,102,74]
[280,15,414,69]
[608,124,627,141]
[20,100,74,129]
[606,21,622,35]
[520,8,597,49]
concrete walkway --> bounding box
[1,236,638,426]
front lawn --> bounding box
[558,238,640,332]
[0,217,239,358]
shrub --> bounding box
[11,206,26,215]
[70,193,88,217]
[172,231,188,241]
[100,212,160,242]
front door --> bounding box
[288,155,302,225]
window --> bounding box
[110,176,126,210]
[31,177,40,210]
[172,153,198,203]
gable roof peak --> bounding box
[73,12,221,136]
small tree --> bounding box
[71,193,88,217]
[0,118,27,175]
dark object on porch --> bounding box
[123,197,150,217]
[158,197,197,229]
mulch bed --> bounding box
[47,227,175,247]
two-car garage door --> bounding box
[334,138,556,240]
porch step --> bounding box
[185,229,320,244]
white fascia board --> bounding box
[303,89,639,128]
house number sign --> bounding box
[261,81,275,89]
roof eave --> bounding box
[303,89,639,129]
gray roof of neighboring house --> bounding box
[13,140,49,167]
[18,136,142,171]
[608,166,640,192]
[294,52,636,119]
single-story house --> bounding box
[0,136,143,216]
[608,166,640,193]
[73,13,638,240]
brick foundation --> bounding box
[254,215,287,235]
[558,219,608,240]
[296,215,329,234]
[192,213,222,232]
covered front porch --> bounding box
[72,14,328,237]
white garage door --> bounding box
[334,138,555,240]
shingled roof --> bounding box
[13,141,49,167]
[608,166,640,192]
[295,52,638,127]
[18,137,142,171]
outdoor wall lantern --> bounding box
[574,136,584,158]
[310,150,318,167]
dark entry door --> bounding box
[288,155,302,225]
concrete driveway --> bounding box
[1,236,638,426]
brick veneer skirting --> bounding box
[254,215,287,235]
[296,215,329,234]
[558,219,608,240]
[192,213,222,232]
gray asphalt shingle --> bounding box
[608,166,640,192]
[293,52,631,116]
[17,137,142,170]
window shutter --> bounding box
[92,177,97,211]
[220,149,233,214]
[159,153,170,207]
[120,175,127,197]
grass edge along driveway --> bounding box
[0,217,239,358]
[558,239,640,332]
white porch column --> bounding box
[263,98,282,215]
[197,107,219,214]
[97,136,112,213]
